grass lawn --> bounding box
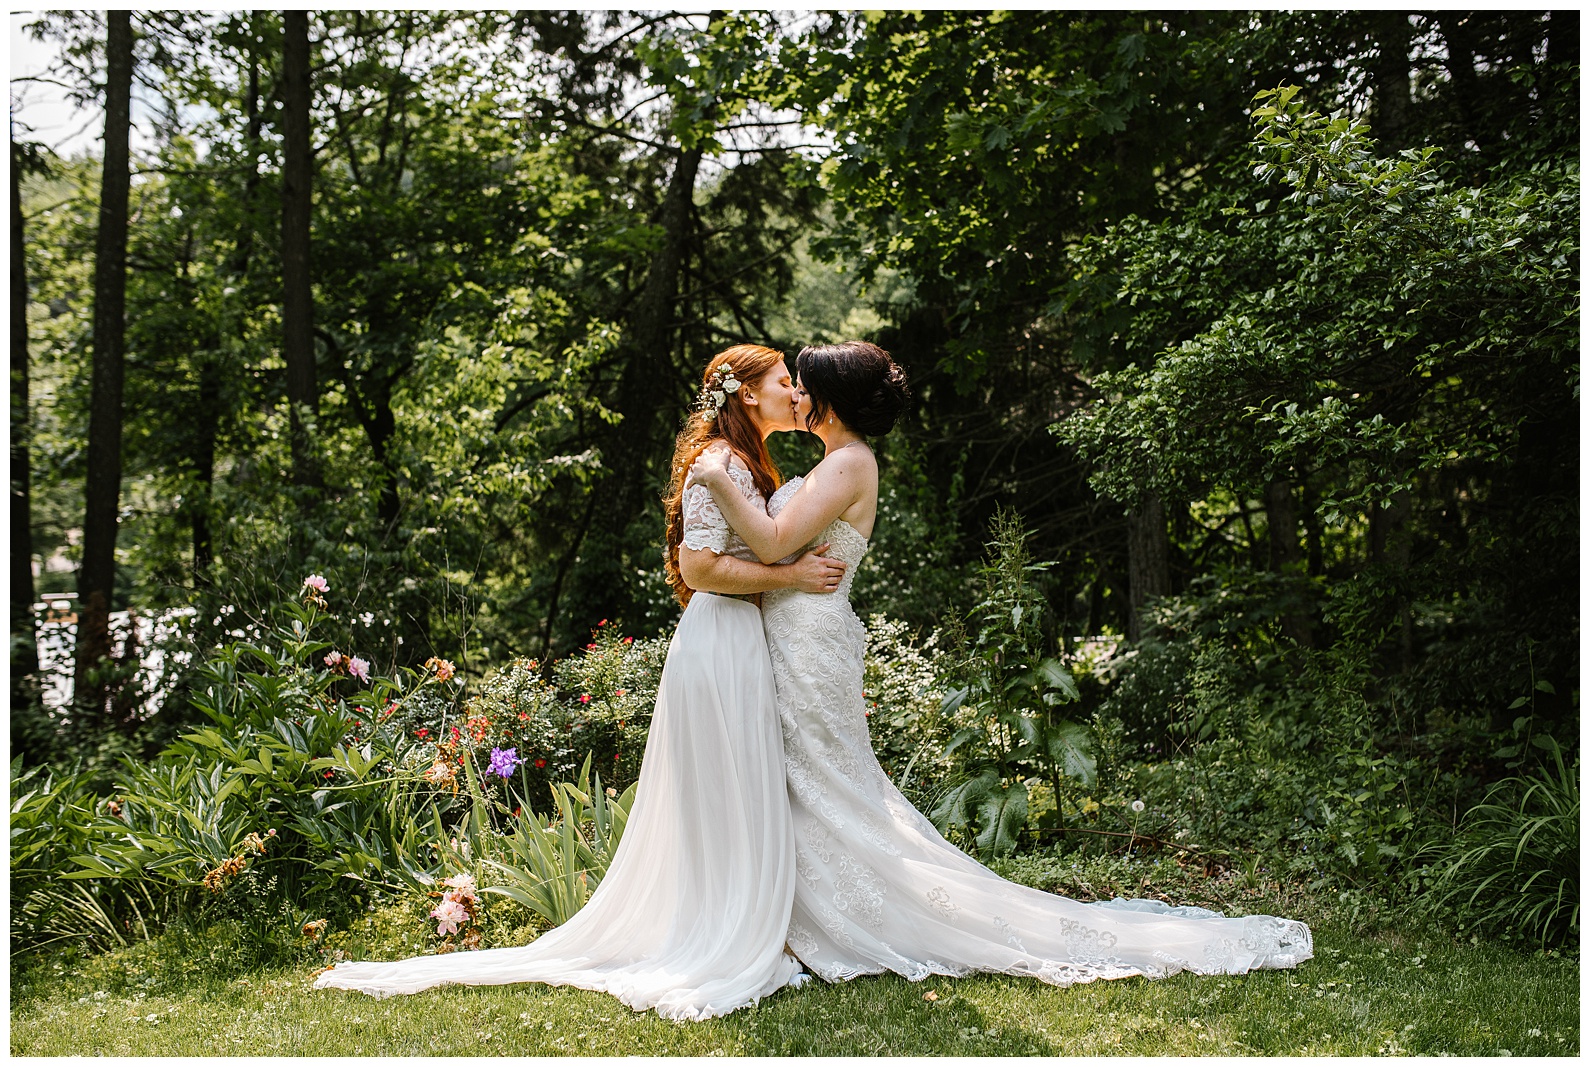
[11,861,1579,1056]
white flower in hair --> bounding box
[695,361,745,419]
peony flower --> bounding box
[430,898,468,936]
[425,656,456,682]
[324,651,344,669]
[441,873,478,904]
[487,747,522,779]
[302,575,329,594]
[348,656,371,683]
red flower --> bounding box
[517,711,529,721]
[534,759,546,769]
[512,806,521,818]
[579,694,591,704]
[614,688,626,697]
[598,619,609,627]
[415,728,430,738]
[323,770,335,779]
[585,643,597,650]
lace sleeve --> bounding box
[681,458,761,554]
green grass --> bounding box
[11,860,1580,1056]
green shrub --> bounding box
[927,509,1094,858]
[1424,740,1579,947]
[862,613,951,788]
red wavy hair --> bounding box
[663,345,786,608]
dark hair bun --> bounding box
[795,341,912,437]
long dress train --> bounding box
[315,461,801,1020]
[760,477,1313,987]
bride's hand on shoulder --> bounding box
[687,446,732,489]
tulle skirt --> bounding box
[314,592,802,1020]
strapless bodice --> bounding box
[767,477,869,599]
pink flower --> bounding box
[441,873,478,907]
[578,694,591,705]
[442,872,477,895]
[348,656,370,683]
[430,898,469,936]
[302,575,329,594]
[324,651,344,669]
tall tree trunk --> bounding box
[74,11,134,718]
[1371,12,1414,152]
[281,10,318,497]
[1126,491,1169,642]
[563,143,704,636]
[1265,475,1314,648]
[11,126,39,693]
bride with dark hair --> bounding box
[316,345,847,1020]
[691,340,1313,990]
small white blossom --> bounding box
[1131,799,1145,812]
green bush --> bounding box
[927,509,1094,858]
[1423,740,1579,947]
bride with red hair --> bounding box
[316,345,846,1019]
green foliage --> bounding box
[472,754,638,929]
[10,759,169,955]
[860,614,950,792]
[1424,740,1579,948]
[1058,86,1577,513]
[929,509,1092,857]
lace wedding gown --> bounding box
[316,458,802,1020]
[760,477,1313,987]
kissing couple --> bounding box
[317,341,1312,1019]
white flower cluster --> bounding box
[697,363,742,422]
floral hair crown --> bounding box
[696,362,742,422]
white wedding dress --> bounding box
[315,457,802,1020]
[760,476,1313,987]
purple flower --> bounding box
[348,656,370,683]
[487,747,522,779]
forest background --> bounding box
[8,7,1580,1018]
